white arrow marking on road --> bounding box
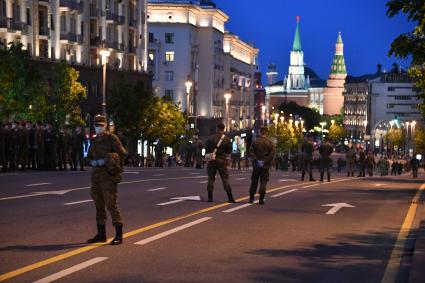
[32,257,108,283]
[25,183,52,187]
[63,200,93,206]
[32,189,75,196]
[157,196,201,206]
[322,203,355,215]
[148,187,167,192]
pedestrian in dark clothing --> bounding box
[44,123,57,170]
[366,153,376,176]
[249,126,276,205]
[319,139,334,182]
[57,127,71,170]
[205,123,236,203]
[71,126,85,171]
[357,148,366,177]
[301,135,315,181]
[410,156,420,179]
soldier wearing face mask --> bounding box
[87,115,127,245]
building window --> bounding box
[165,71,174,81]
[165,33,174,44]
[60,14,66,33]
[165,51,174,62]
[149,32,154,43]
[388,86,395,91]
[164,89,174,99]
[26,8,31,25]
[394,95,411,100]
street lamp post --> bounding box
[99,48,111,119]
[224,92,232,131]
[185,79,193,115]
[261,105,267,126]
[320,122,326,139]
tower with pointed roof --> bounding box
[284,16,309,92]
[323,32,348,115]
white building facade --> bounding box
[0,0,148,71]
[147,0,258,132]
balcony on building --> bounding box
[90,7,102,17]
[60,32,77,43]
[60,0,83,13]
[90,36,100,46]
[4,18,28,33]
[128,18,136,27]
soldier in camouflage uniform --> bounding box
[319,138,334,182]
[301,135,315,181]
[248,126,276,205]
[205,123,235,203]
[346,146,356,177]
[87,115,127,245]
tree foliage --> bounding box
[328,124,347,143]
[387,0,425,117]
[0,43,44,121]
[414,127,425,155]
[278,102,321,130]
[386,128,406,149]
[267,122,303,153]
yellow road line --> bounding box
[0,178,348,282]
[381,183,425,283]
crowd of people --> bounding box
[0,121,86,172]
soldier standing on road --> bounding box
[71,126,85,171]
[35,122,45,170]
[248,126,276,205]
[319,138,334,182]
[301,134,315,181]
[87,115,127,245]
[410,155,420,179]
[44,122,57,170]
[366,152,376,177]
[346,146,356,177]
[357,147,366,177]
[205,123,236,203]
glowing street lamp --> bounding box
[331,119,335,126]
[185,79,193,115]
[224,92,232,131]
[280,116,284,124]
[99,48,111,118]
[319,122,326,138]
[261,105,267,125]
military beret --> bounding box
[217,123,225,130]
[94,115,107,124]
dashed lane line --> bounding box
[134,217,212,245]
[302,184,320,188]
[0,178,350,282]
[25,183,51,187]
[147,187,167,192]
[271,189,299,198]
[63,200,93,206]
[222,201,259,213]
[32,257,108,283]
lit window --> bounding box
[165,51,174,62]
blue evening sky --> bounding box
[213,0,415,81]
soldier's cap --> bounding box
[259,126,268,134]
[94,115,107,125]
[217,123,226,130]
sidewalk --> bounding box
[409,186,425,283]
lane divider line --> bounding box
[63,200,93,206]
[271,189,299,198]
[222,201,259,213]
[0,178,350,282]
[32,257,108,283]
[134,217,212,245]
[200,181,208,184]
[147,187,166,192]
[157,200,184,206]
[302,184,320,188]
[25,183,51,187]
[381,183,425,283]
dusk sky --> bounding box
[213,0,415,81]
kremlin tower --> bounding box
[323,32,347,115]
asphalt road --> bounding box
[0,167,423,283]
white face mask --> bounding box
[95,126,105,135]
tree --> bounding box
[414,127,425,155]
[0,42,44,121]
[278,102,321,130]
[48,63,86,127]
[267,122,302,154]
[387,0,425,117]
[386,128,406,151]
[328,124,347,143]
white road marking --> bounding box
[148,187,167,192]
[271,189,299,198]
[200,181,208,184]
[32,257,108,283]
[123,171,139,174]
[236,177,246,180]
[134,217,212,245]
[25,183,51,187]
[302,184,320,188]
[278,179,297,182]
[222,201,259,213]
[152,174,164,177]
[189,172,200,175]
[157,195,201,206]
[322,203,356,215]
[63,200,93,206]
[374,183,386,187]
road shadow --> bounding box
[246,229,412,283]
[0,242,87,252]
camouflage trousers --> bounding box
[249,166,270,196]
[91,180,122,226]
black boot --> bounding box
[301,172,305,181]
[227,192,236,203]
[259,194,265,205]
[87,224,106,243]
[249,194,254,204]
[208,191,213,202]
[328,175,331,182]
[111,224,123,245]
[320,173,324,182]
